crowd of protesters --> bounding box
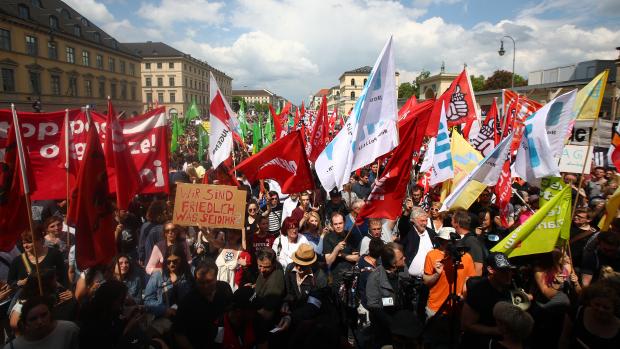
[1,142,620,349]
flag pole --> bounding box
[64,109,71,260]
[570,116,598,217]
[11,104,43,296]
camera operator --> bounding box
[461,252,517,348]
[366,243,413,348]
[423,227,475,319]
[452,209,486,276]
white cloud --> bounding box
[63,0,115,22]
[137,0,225,28]
[102,19,162,42]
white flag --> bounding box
[209,72,238,168]
[513,90,577,181]
[316,36,399,191]
[430,102,453,186]
[441,133,514,212]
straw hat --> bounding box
[291,243,317,266]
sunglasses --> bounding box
[270,197,278,201]
[166,258,180,265]
[248,208,257,212]
[430,208,439,212]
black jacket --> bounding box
[401,225,438,266]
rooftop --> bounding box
[232,89,274,97]
[314,88,329,97]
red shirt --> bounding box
[252,233,275,252]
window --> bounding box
[170,92,176,103]
[29,71,41,94]
[120,84,127,100]
[1,68,15,92]
[61,9,71,20]
[110,83,117,98]
[157,62,162,69]
[146,92,152,103]
[145,63,151,70]
[131,85,136,100]
[157,77,163,87]
[169,77,175,86]
[81,50,89,66]
[25,35,37,56]
[73,25,81,37]
[129,63,135,76]
[108,57,115,72]
[98,81,105,98]
[145,77,151,87]
[81,18,88,27]
[68,77,77,96]
[350,78,355,86]
[96,54,103,69]
[18,5,30,20]
[0,29,10,50]
[158,92,164,103]
[31,0,42,8]
[169,62,174,69]
[49,16,59,30]
[51,75,60,95]
[350,91,355,99]
[47,41,57,59]
[363,78,367,86]
[120,61,125,74]
[93,32,100,43]
[85,80,92,97]
[66,47,75,63]
[184,77,187,86]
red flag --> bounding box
[233,130,314,194]
[484,98,501,146]
[105,99,141,210]
[308,95,329,162]
[357,107,431,222]
[398,99,434,127]
[425,69,478,136]
[269,104,285,140]
[0,122,35,251]
[398,95,418,122]
[495,159,512,228]
[67,115,116,270]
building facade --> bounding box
[0,0,142,113]
[418,71,459,101]
[336,66,400,116]
[232,89,285,108]
[311,88,329,109]
[123,42,232,119]
[326,85,339,112]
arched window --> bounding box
[61,9,71,19]
[350,91,355,99]
[363,78,367,86]
[350,78,355,86]
[73,25,81,37]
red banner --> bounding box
[0,107,169,200]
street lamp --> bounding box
[498,35,516,89]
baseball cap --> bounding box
[436,227,456,241]
[486,252,516,270]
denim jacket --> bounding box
[144,270,192,317]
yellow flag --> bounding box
[201,121,210,133]
[446,130,486,209]
[599,185,620,231]
[574,70,608,120]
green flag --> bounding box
[491,185,572,258]
[238,100,248,140]
[252,120,261,154]
[185,98,200,126]
[197,122,209,161]
[263,112,273,147]
[171,114,181,153]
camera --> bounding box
[445,232,469,263]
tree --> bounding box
[470,74,485,92]
[483,70,527,90]
[413,70,431,98]
[398,82,415,99]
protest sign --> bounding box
[559,144,593,174]
[173,183,246,230]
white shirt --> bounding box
[272,234,309,268]
[359,236,371,256]
[408,229,434,277]
[281,197,299,223]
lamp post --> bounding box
[498,35,516,89]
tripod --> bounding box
[424,254,463,349]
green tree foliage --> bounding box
[470,74,485,91]
[483,70,527,90]
[398,82,415,99]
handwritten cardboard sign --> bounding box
[172,183,246,230]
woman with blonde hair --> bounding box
[300,211,324,254]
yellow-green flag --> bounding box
[444,130,486,209]
[574,70,608,120]
[491,185,571,258]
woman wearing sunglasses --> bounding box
[145,221,192,275]
[143,244,193,335]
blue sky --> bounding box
[66,0,620,103]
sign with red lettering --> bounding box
[172,183,246,230]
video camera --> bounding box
[444,232,470,263]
